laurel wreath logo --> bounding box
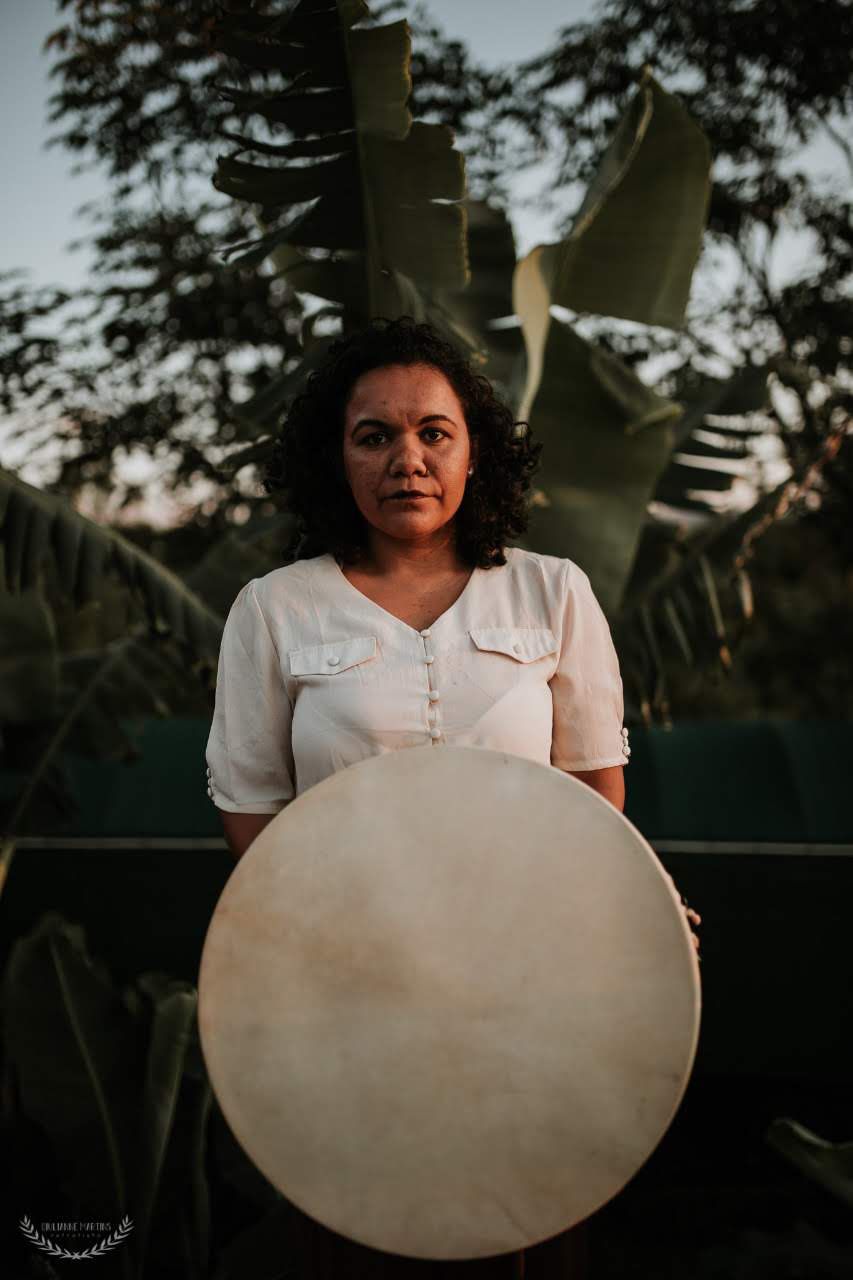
[19,1215,134,1260]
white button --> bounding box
[425,655,435,664]
[513,642,522,652]
[429,728,441,739]
[428,690,440,701]
[420,628,431,637]
[327,655,340,666]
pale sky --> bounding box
[0,0,842,296]
[0,0,595,292]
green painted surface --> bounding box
[4,716,848,842]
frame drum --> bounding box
[198,746,700,1259]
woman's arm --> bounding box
[566,764,625,813]
[206,580,296,858]
[217,809,276,861]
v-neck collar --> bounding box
[325,552,483,636]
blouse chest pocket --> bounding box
[289,635,378,677]
[469,627,557,663]
[467,627,558,698]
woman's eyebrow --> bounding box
[351,413,457,434]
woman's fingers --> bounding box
[673,888,702,958]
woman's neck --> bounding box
[351,532,465,579]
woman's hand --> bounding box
[684,904,702,960]
[664,872,701,960]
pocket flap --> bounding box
[289,635,377,676]
[469,627,557,662]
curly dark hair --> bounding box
[261,316,543,570]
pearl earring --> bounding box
[467,465,474,476]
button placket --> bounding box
[419,628,442,743]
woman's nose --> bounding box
[390,448,428,474]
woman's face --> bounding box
[341,362,475,549]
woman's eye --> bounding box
[360,428,446,446]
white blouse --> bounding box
[205,547,630,814]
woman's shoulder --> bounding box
[499,548,606,625]
[501,546,586,589]
[231,555,329,630]
[254,553,327,595]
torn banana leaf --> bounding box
[520,319,680,616]
[213,0,468,318]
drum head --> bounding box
[198,746,700,1259]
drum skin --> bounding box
[198,746,701,1260]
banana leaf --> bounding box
[0,467,224,661]
[213,0,468,318]
[613,465,822,715]
[50,640,178,762]
[0,587,57,722]
[2,916,214,1279]
[513,68,711,380]
[673,364,771,445]
[519,318,680,616]
[766,1117,853,1210]
[2,914,143,1228]
[133,973,207,1277]
[652,364,773,514]
[508,68,712,611]
[438,199,525,398]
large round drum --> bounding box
[198,746,700,1259]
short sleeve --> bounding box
[549,560,630,771]
[205,579,296,813]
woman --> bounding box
[204,316,693,1277]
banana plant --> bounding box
[1,913,211,1279]
[211,0,469,328]
[0,467,234,896]
[508,68,711,614]
[1,911,321,1278]
[613,422,848,724]
[0,467,224,654]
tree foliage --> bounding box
[501,0,852,465]
[2,0,311,527]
